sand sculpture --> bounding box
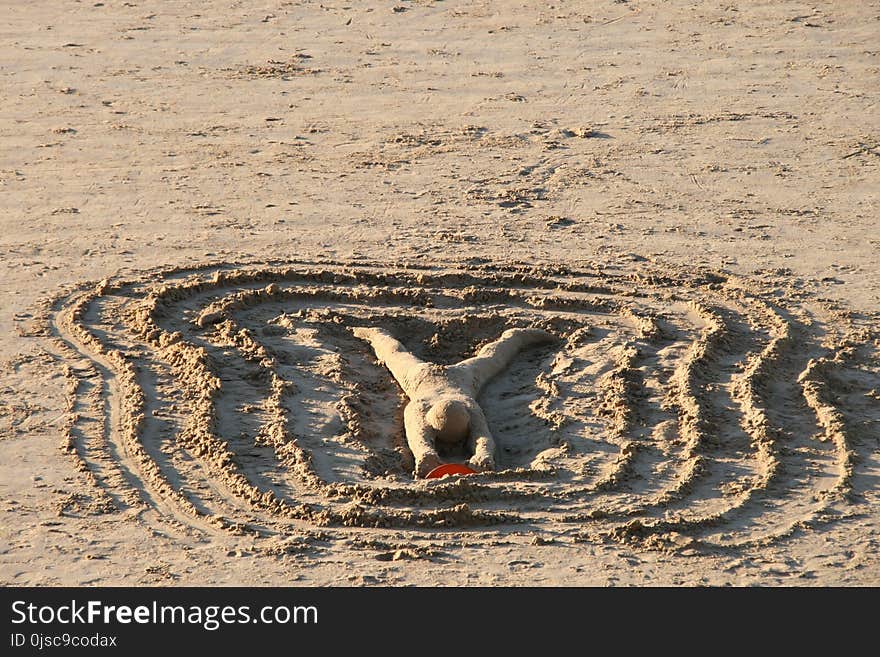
[353,327,556,477]
[34,260,874,550]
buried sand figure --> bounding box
[353,327,555,477]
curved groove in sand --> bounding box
[40,259,877,550]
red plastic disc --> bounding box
[425,463,477,479]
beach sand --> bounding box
[1,1,878,586]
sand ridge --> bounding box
[23,256,877,558]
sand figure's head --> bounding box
[426,398,471,444]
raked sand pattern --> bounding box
[29,257,879,556]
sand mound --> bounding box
[35,257,878,552]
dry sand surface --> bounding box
[1,1,879,586]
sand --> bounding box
[1,1,878,586]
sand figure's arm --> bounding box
[452,328,556,392]
[403,403,442,478]
[466,407,496,472]
[352,327,426,394]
